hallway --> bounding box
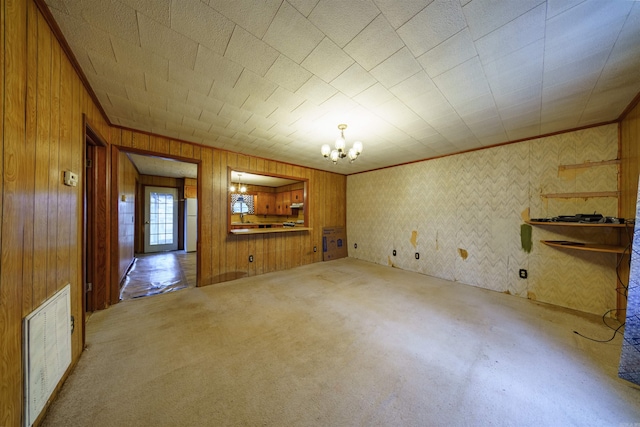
[119,251,196,300]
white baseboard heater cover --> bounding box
[23,284,71,427]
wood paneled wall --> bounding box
[621,101,640,219]
[1,1,110,425]
[111,129,347,287]
[116,151,138,283]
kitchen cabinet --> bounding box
[291,189,304,205]
[276,191,291,216]
[256,192,276,215]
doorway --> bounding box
[115,151,199,300]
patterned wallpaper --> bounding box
[347,124,620,315]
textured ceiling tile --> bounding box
[319,92,359,116]
[330,63,377,97]
[268,87,307,111]
[208,0,282,38]
[88,51,145,87]
[301,38,354,82]
[397,0,466,57]
[219,103,253,123]
[138,13,198,69]
[245,113,277,131]
[149,105,180,123]
[474,4,545,65]
[186,90,224,114]
[48,9,115,60]
[287,0,319,17]
[119,0,170,26]
[170,0,234,55]
[433,57,490,106]
[169,61,214,94]
[126,85,168,110]
[265,55,313,92]
[111,36,168,79]
[463,0,543,41]
[372,98,421,128]
[224,26,279,76]
[544,52,609,93]
[87,74,128,99]
[308,0,380,47]
[182,116,212,132]
[546,0,585,19]
[546,0,631,48]
[494,86,542,112]
[200,109,231,129]
[145,73,189,101]
[167,100,202,120]
[194,45,243,88]
[389,71,436,100]
[241,95,279,118]
[250,127,277,141]
[352,83,394,108]
[44,0,69,13]
[262,2,324,64]
[454,92,498,120]
[77,0,140,44]
[370,47,422,88]
[343,14,405,71]
[373,0,432,29]
[483,39,543,95]
[209,81,250,107]
[296,76,338,104]
[418,28,477,78]
[234,69,278,101]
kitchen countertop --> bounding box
[230,227,312,235]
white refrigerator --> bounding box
[185,198,197,252]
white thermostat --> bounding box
[63,171,78,187]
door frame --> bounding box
[83,118,110,344]
[111,147,201,289]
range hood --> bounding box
[291,203,304,209]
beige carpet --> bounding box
[43,258,640,426]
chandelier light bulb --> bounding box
[229,185,236,192]
[348,148,358,162]
[240,185,246,193]
[330,150,339,163]
[352,141,363,154]
[321,144,331,157]
[335,136,346,152]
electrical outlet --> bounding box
[393,249,396,256]
[249,255,254,263]
[354,243,358,249]
[313,246,317,252]
[415,252,420,260]
[519,269,527,279]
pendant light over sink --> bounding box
[321,124,363,164]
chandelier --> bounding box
[321,124,363,164]
[229,173,246,193]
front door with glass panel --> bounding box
[144,186,178,253]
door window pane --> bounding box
[149,192,174,246]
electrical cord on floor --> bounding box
[573,308,625,343]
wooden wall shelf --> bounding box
[526,220,630,228]
[557,159,620,171]
[540,240,626,254]
[539,191,619,199]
